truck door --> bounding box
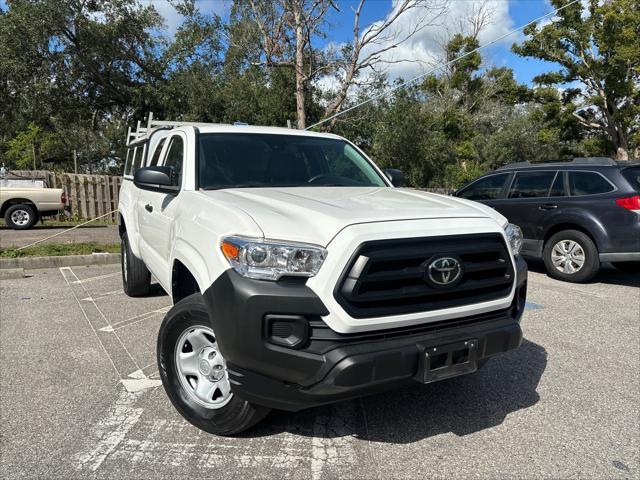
[136,133,185,287]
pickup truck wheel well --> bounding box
[172,260,200,304]
[544,223,597,249]
[118,214,126,238]
[1,199,37,217]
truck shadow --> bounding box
[248,338,547,443]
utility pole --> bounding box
[31,141,36,170]
[73,149,78,174]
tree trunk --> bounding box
[293,3,306,130]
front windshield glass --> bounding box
[198,133,387,189]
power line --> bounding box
[306,0,581,131]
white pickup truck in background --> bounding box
[0,184,66,229]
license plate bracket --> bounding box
[415,339,479,384]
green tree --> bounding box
[512,0,640,160]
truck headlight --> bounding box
[220,236,327,281]
[504,223,523,256]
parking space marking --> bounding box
[106,306,171,331]
[72,271,121,284]
[525,301,544,310]
[82,289,124,302]
[60,267,161,393]
[75,389,144,472]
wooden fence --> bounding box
[7,170,122,221]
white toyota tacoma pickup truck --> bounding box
[118,119,527,435]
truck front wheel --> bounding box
[157,293,270,435]
[5,204,38,229]
[121,232,151,296]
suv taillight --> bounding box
[61,191,67,204]
[615,195,640,212]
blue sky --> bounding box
[0,0,561,86]
[175,0,560,86]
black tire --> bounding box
[543,230,600,283]
[4,204,38,229]
[121,232,151,296]
[158,293,270,435]
[611,261,640,273]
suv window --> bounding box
[149,138,166,166]
[549,171,565,196]
[568,171,614,196]
[163,136,184,186]
[508,171,556,198]
[621,167,640,192]
[124,148,133,176]
[458,173,509,200]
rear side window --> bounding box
[131,146,144,174]
[163,136,184,186]
[568,171,615,196]
[508,171,555,198]
[124,148,133,176]
[458,173,509,200]
[621,167,640,192]
[149,138,166,166]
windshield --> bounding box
[198,133,387,189]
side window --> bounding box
[568,171,615,196]
[163,136,184,186]
[124,148,133,176]
[458,174,509,200]
[508,171,555,198]
[131,146,144,174]
[549,171,565,197]
[149,138,166,166]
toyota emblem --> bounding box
[425,256,463,287]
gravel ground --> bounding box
[0,263,638,479]
[0,225,119,248]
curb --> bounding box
[0,253,121,270]
[0,268,25,280]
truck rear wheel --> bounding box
[121,232,151,296]
[5,204,38,230]
[157,293,270,435]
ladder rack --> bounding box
[125,112,227,146]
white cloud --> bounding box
[315,0,517,96]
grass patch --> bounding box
[0,242,120,258]
[0,218,115,228]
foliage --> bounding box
[512,0,640,160]
[0,242,120,258]
[0,0,637,187]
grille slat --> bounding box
[335,233,515,318]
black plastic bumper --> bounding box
[203,256,528,411]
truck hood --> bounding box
[202,187,505,246]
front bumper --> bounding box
[203,256,528,411]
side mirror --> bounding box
[133,166,179,194]
[383,168,407,187]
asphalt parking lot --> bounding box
[1,263,638,479]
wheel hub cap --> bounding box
[175,326,232,409]
[551,240,585,274]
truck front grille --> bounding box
[334,233,514,318]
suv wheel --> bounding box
[5,204,38,229]
[158,293,270,435]
[543,230,599,283]
[121,232,151,296]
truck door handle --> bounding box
[539,203,558,210]
[145,203,153,213]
